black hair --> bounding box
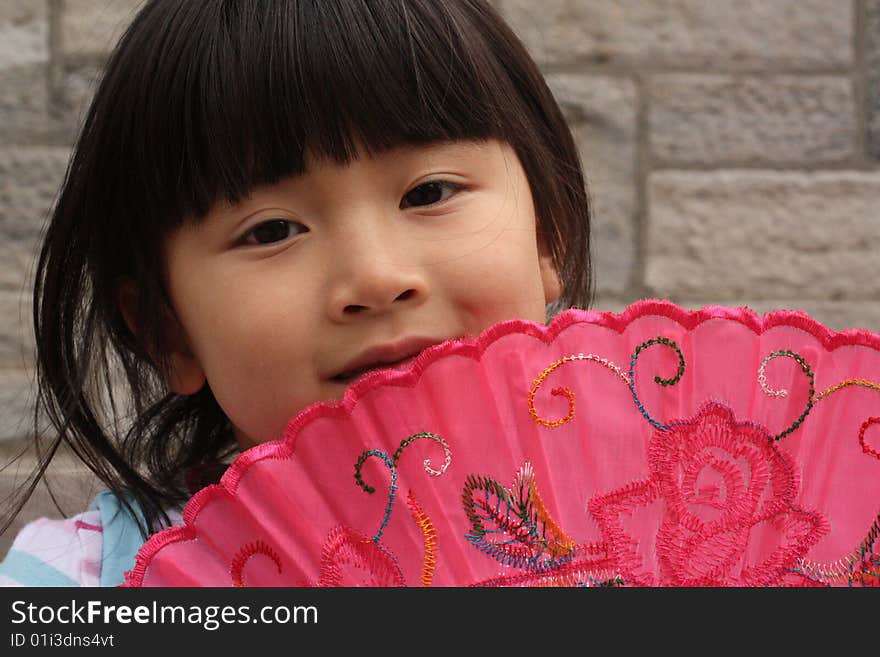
[4,0,592,539]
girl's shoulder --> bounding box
[0,505,103,587]
[0,490,182,587]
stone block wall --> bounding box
[500,0,879,329]
[1,0,877,555]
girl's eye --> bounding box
[241,219,304,246]
[400,181,461,209]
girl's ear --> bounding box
[537,231,562,305]
[117,280,207,395]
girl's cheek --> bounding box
[447,256,544,320]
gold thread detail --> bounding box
[816,378,880,402]
[407,490,438,587]
[528,353,631,428]
[516,463,575,558]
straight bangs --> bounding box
[99,0,528,231]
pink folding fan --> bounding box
[123,300,880,587]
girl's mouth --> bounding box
[329,336,450,385]
[330,355,418,384]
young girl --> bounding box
[0,0,592,586]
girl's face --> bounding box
[161,139,560,448]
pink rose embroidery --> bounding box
[589,402,828,586]
[312,526,406,587]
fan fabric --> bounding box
[123,300,880,587]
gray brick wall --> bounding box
[1,1,878,554]
[499,0,879,325]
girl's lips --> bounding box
[331,355,418,384]
[329,336,449,383]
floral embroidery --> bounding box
[463,463,576,570]
[313,433,451,586]
[463,463,617,586]
[859,418,880,461]
[230,540,282,587]
[588,402,827,586]
[315,526,406,587]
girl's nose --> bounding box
[325,226,428,321]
